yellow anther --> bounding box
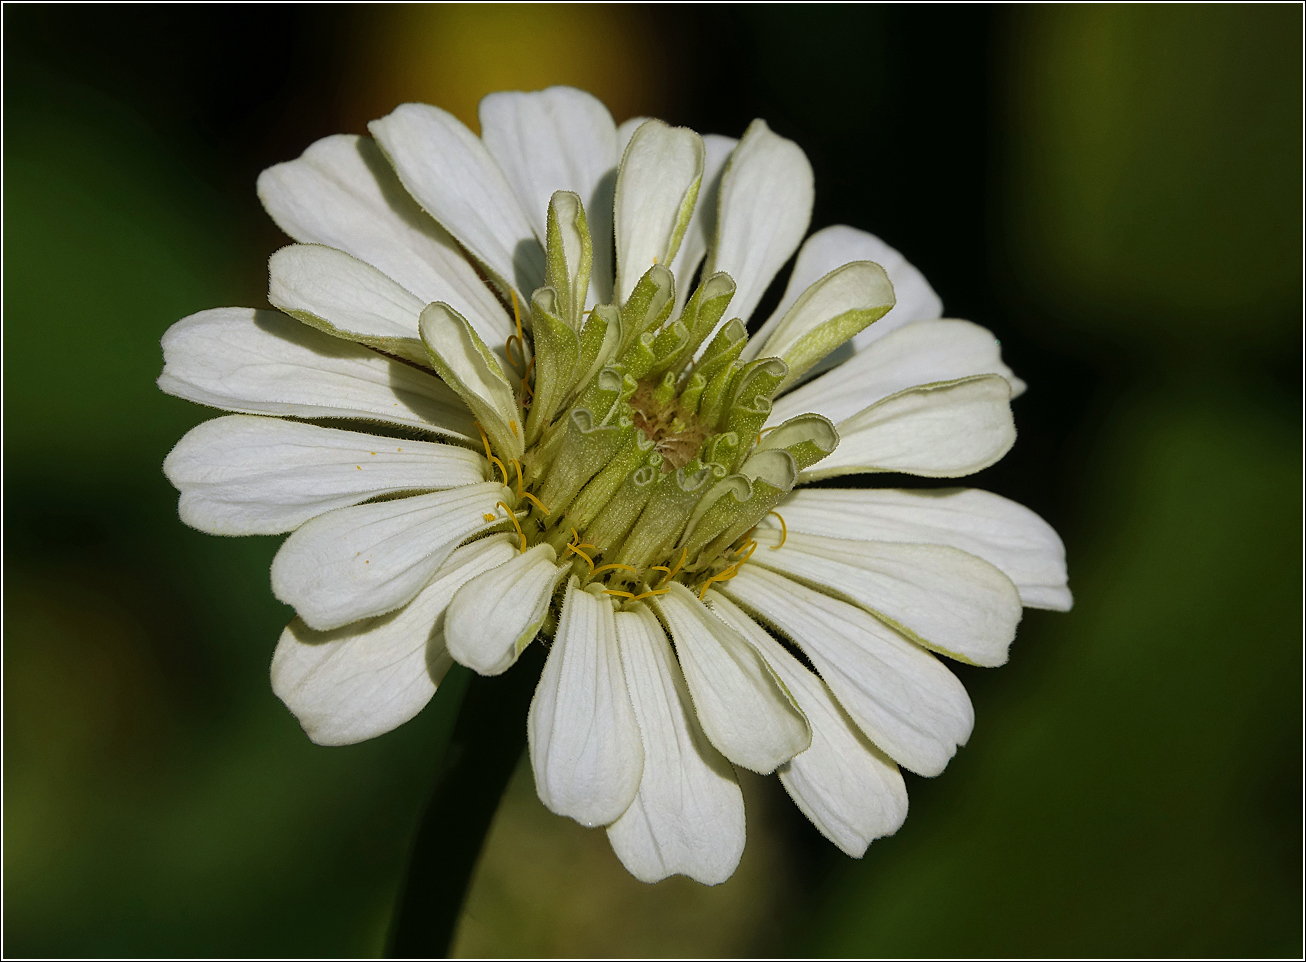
[510,419,519,438]
[495,501,529,553]
[505,290,529,374]
[590,563,638,578]
[698,562,741,599]
[475,421,493,462]
[489,455,509,487]
[649,565,672,575]
[631,587,671,601]
[510,458,525,496]
[521,492,550,515]
[758,425,779,437]
[568,528,598,553]
[657,546,689,587]
[733,540,758,565]
[482,513,495,522]
[767,510,788,548]
[604,589,636,600]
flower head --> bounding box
[159,86,1070,884]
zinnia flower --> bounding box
[158,86,1070,885]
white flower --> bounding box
[158,86,1071,885]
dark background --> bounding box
[5,4,1301,957]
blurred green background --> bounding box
[4,4,1300,957]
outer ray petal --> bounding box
[749,529,1023,667]
[770,318,1024,427]
[164,415,485,536]
[369,103,545,298]
[706,591,908,857]
[256,133,511,345]
[703,119,814,324]
[444,544,569,676]
[157,308,476,440]
[722,566,974,777]
[528,579,644,827]
[803,374,1016,481]
[270,536,517,746]
[669,134,738,317]
[270,481,510,631]
[767,487,1072,611]
[606,604,746,885]
[652,583,810,774]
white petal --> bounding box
[157,308,476,439]
[164,415,485,536]
[479,86,617,243]
[268,244,428,364]
[606,605,745,885]
[771,318,1023,428]
[613,120,705,303]
[652,583,810,774]
[703,119,813,324]
[769,487,1072,611]
[528,579,644,826]
[270,481,510,631]
[444,544,567,676]
[758,225,942,361]
[256,133,511,346]
[270,535,516,746]
[368,103,545,297]
[722,566,974,777]
[706,592,907,857]
[748,529,1022,667]
[669,134,738,316]
[804,375,1016,481]
[615,116,650,158]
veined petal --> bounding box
[157,308,476,440]
[444,544,568,676]
[769,487,1072,611]
[770,318,1024,428]
[669,134,738,317]
[750,261,896,389]
[256,133,511,346]
[529,579,643,826]
[706,591,908,857]
[722,566,974,777]
[270,536,516,746]
[478,86,617,245]
[369,103,545,297]
[268,245,428,365]
[270,481,510,631]
[652,583,810,774]
[164,415,485,536]
[606,605,746,885]
[803,375,1016,481]
[613,120,705,303]
[419,302,524,460]
[758,224,942,368]
[703,119,813,324]
[749,529,1022,667]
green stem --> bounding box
[386,643,545,958]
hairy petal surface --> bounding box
[271,536,517,746]
[606,605,746,885]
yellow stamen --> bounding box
[604,589,636,599]
[733,540,758,565]
[510,459,525,496]
[496,501,528,553]
[475,421,492,463]
[631,587,670,601]
[521,492,550,515]
[657,546,689,587]
[698,562,741,599]
[590,563,638,578]
[767,510,788,548]
[489,455,509,487]
[482,513,495,522]
[510,419,519,438]
[565,542,595,572]
[568,528,598,553]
